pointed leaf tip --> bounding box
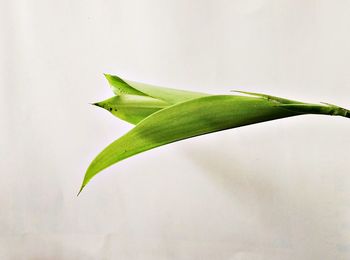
[103,73,113,80]
[91,102,102,107]
[77,185,85,196]
[103,74,148,96]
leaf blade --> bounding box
[104,74,210,103]
[94,95,170,124]
[80,95,301,192]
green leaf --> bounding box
[79,93,349,194]
[104,74,147,96]
[104,74,210,103]
[93,94,170,125]
[99,74,210,124]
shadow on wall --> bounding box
[181,139,343,260]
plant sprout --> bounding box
[78,74,349,194]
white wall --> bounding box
[1,0,350,259]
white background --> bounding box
[1,0,350,259]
